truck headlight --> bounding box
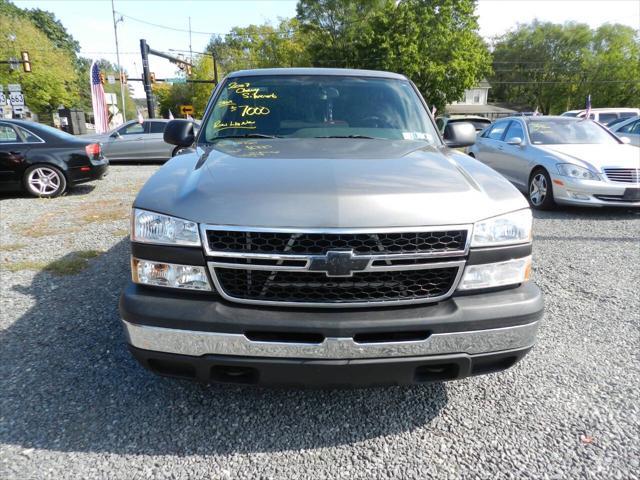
[557,163,600,181]
[132,209,201,246]
[471,209,532,247]
[131,258,211,291]
[458,256,532,291]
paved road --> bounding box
[1,166,639,479]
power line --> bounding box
[115,12,297,38]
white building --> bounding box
[450,79,491,106]
[445,79,516,120]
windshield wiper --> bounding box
[314,135,377,139]
[212,133,281,140]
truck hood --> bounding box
[536,144,640,171]
[134,138,528,228]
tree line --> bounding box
[1,0,638,121]
[0,0,137,120]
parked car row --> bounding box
[560,107,640,126]
[80,119,200,162]
[467,116,640,209]
[0,118,199,198]
[0,119,108,198]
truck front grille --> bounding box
[202,225,470,307]
[603,168,640,183]
[215,267,459,304]
[206,230,467,255]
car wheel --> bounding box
[171,146,184,157]
[468,153,475,158]
[23,165,67,198]
[528,168,555,210]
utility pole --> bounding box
[140,39,155,118]
[188,17,193,65]
[111,0,127,121]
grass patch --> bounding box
[1,250,104,275]
[112,228,129,237]
[21,224,81,238]
[0,242,26,252]
[17,201,130,238]
[80,201,130,224]
[1,260,47,273]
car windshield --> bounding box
[526,119,619,145]
[201,75,438,144]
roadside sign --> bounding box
[9,92,24,106]
[0,93,5,105]
[105,92,117,105]
[107,74,116,85]
[7,84,21,92]
[166,77,187,84]
[180,105,194,115]
[12,106,25,114]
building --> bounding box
[445,80,517,120]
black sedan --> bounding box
[0,119,108,198]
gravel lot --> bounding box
[1,165,639,479]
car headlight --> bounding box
[471,209,532,247]
[132,258,211,291]
[132,208,201,246]
[557,163,600,181]
[458,256,532,291]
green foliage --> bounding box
[296,0,386,67]
[296,0,491,110]
[153,82,193,118]
[23,7,80,56]
[490,21,640,114]
[0,13,78,112]
[206,18,310,74]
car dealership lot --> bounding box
[1,166,638,479]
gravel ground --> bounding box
[1,165,639,479]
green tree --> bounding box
[296,0,385,67]
[583,24,640,110]
[490,21,640,114]
[297,0,491,110]
[206,18,310,75]
[24,7,80,56]
[0,13,78,112]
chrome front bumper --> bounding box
[550,174,640,207]
[122,319,540,360]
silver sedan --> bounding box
[81,119,199,162]
[467,116,640,209]
[609,115,640,147]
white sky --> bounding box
[10,0,640,98]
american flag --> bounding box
[585,94,592,120]
[90,62,109,134]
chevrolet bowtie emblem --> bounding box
[308,250,369,277]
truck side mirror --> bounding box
[164,119,195,147]
[443,122,476,148]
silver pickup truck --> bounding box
[119,68,543,387]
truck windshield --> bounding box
[201,75,438,144]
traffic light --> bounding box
[99,72,106,84]
[21,51,31,73]
[150,72,156,84]
[119,72,127,84]
[186,65,192,76]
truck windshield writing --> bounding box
[203,75,437,143]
